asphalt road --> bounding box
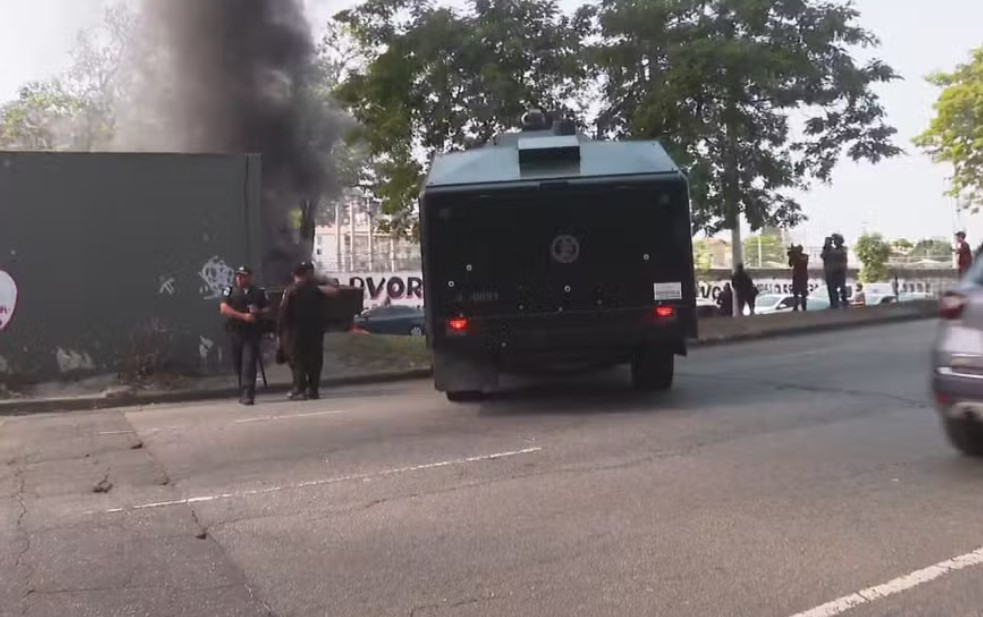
[3,319,983,617]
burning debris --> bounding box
[116,0,341,284]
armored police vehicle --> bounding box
[420,113,697,401]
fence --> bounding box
[315,248,422,274]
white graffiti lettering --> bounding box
[199,336,215,361]
[338,271,949,306]
[199,257,234,300]
[55,348,95,373]
[159,276,176,296]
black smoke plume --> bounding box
[119,0,340,284]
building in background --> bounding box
[313,218,420,274]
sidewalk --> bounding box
[0,300,937,415]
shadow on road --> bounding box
[471,369,791,417]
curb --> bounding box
[691,307,936,348]
[0,368,433,417]
[1,308,936,416]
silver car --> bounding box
[932,270,983,456]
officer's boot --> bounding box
[240,385,256,406]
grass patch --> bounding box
[327,333,430,372]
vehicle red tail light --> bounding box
[654,305,675,318]
[448,318,469,332]
[940,293,967,320]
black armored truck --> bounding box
[420,114,698,401]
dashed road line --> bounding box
[96,409,353,436]
[233,409,352,424]
[787,547,983,617]
[94,447,544,514]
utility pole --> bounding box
[731,225,743,316]
[367,196,374,272]
[348,199,355,271]
[334,201,342,273]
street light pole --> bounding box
[731,225,743,317]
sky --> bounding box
[1,0,981,247]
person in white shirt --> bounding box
[852,283,867,306]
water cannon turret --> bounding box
[520,108,549,131]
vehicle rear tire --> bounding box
[631,348,674,392]
[446,390,484,403]
[943,417,983,457]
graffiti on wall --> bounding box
[159,276,176,296]
[697,276,946,300]
[345,272,424,308]
[199,256,235,299]
[0,270,18,331]
[340,271,949,307]
[698,278,829,300]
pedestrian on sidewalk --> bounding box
[955,231,973,277]
[788,244,809,311]
[830,234,849,308]
[277,261,329,401]
[821,236,838,308]
[219,266,270,406]
[732,263,757,315]
[716,283,734,317]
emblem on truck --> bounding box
[551,235,580,264]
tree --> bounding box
[742,231,786,268]
[590,0,903,235]
[332,0,592,237]
[891,238,914,253]
[855,233,891,282]
[0,81,83,150]
[65,3,139,149]
[909,237,952,261]
[692,238,713,273]
[0,3,137,151]
[914,46,983,213]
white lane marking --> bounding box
[96,409,351,436]
[233,409,351,424]
[788,547,983,617]
[96,447,543,514]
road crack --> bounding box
[408,594,498,616]
[680,372,932,408]
[12,463,35,615]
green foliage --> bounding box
[591,0,902,234]
[692,239,713,273]
[891,238,914,252]
[914,46,983,212]
[332,0,594,237]
[333,0,901,236]
[0,4,137,151]
[909,237,953,261]
[0,81,83,150]
[742,232,786,268]
[855,233,892,282]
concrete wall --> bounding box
[697,268,958,300]
[0,152,263,384]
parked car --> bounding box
[353,305,426,336]
[808,284,896,309]
[747,293,796,315]
[932,260,983,456]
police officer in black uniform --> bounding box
[219,266,270,405]
[277,261,328,400]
